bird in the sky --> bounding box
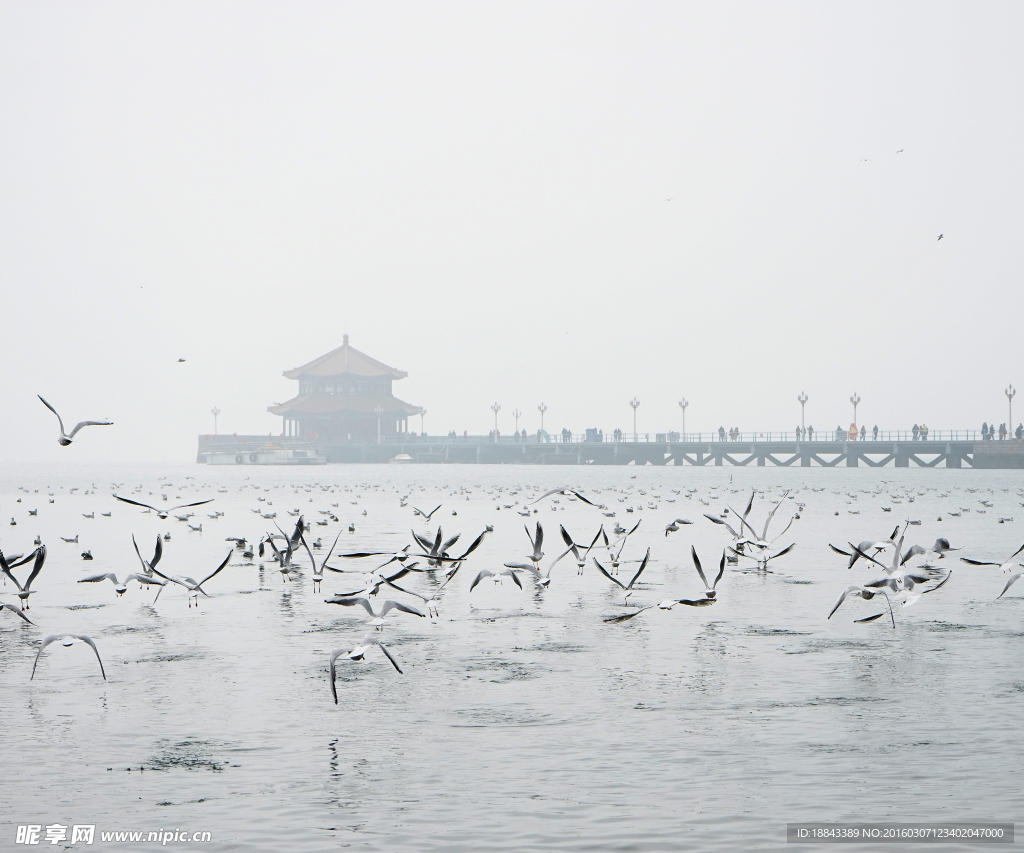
[177,359,186,362]
[937,234,943,241]
[897,149,903,153]
[37,396,112,446]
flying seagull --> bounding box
[412,505,442,521]
[324,596,425,629]
[329,635,402,702]
[529,487,601,508]
[0,602,34,625]
[149,551,232,606]
[664,518,693,536]
[77,572,156,597]
[604,595,716,623]
[593,547,650,601]
[959,542,1024,574]
[828,585,896,627]
[0,546,46,610]
[383,561,463,617]
[31,634,106,681]
[37,396,112,446]
[691,546,725,600]
[469,568,523,593]
[113,494,213,520]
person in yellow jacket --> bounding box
[849,423,858,441]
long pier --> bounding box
[197,435,1024,468]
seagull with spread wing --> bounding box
[0,546,46,610]
[31,634,106,681]
[324,596,425,629]
[149,551,232,607]
[37,395,112,446]
[691,546,725,600]
[529,487,603,508]
[330,635,403,702]
[113,494,213,520]
[594,547,650,602]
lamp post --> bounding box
[374,405,383,444]
[538,403,547,433]
[512,409,522,433]
[491,402,501,438]
[211,406,220,437]
[797,391,807,435]
[1007,385,1016,435]
[678,399,688,440]
[420,409,426,436]
[850,392,861,426]
[630,398,640,442]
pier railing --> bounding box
[381,429,997,444]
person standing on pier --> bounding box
[859,425,866,440]
[718,426,726,441]
[872,425,878,440]
[1016,424,1023,440]
[807,425,813,440]
[912,424,920,441]
[796,425,803,441]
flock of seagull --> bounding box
[4,397,1022,699]
[6,470,1024,703]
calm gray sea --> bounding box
[1,462,1021,852]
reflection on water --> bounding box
[1,461,1023,851]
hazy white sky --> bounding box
[2,2,1021,461]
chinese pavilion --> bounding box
[269,336,422,441]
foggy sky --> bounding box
[2,2,1021,462]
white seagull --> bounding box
[149,552,232,606]
[0,546,46,610]
[1,602,35,625]
[37,396,112,446]
[324,596,425,629]
[529,487,602,508]
[469,568,523,593]
[960,542,1024,574]
[31,634,106,680]
[594,547,650,601]
[412,504,442,521]
[78,572,156,597]
[383,561,462,617]
[113,494,213,520]
[329,636,403,702]
[691,546,725,600]
[604,594,716,623]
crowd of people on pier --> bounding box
[981,422,1024,440]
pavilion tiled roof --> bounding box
[268,395,422,417]
[283,335,407,380]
